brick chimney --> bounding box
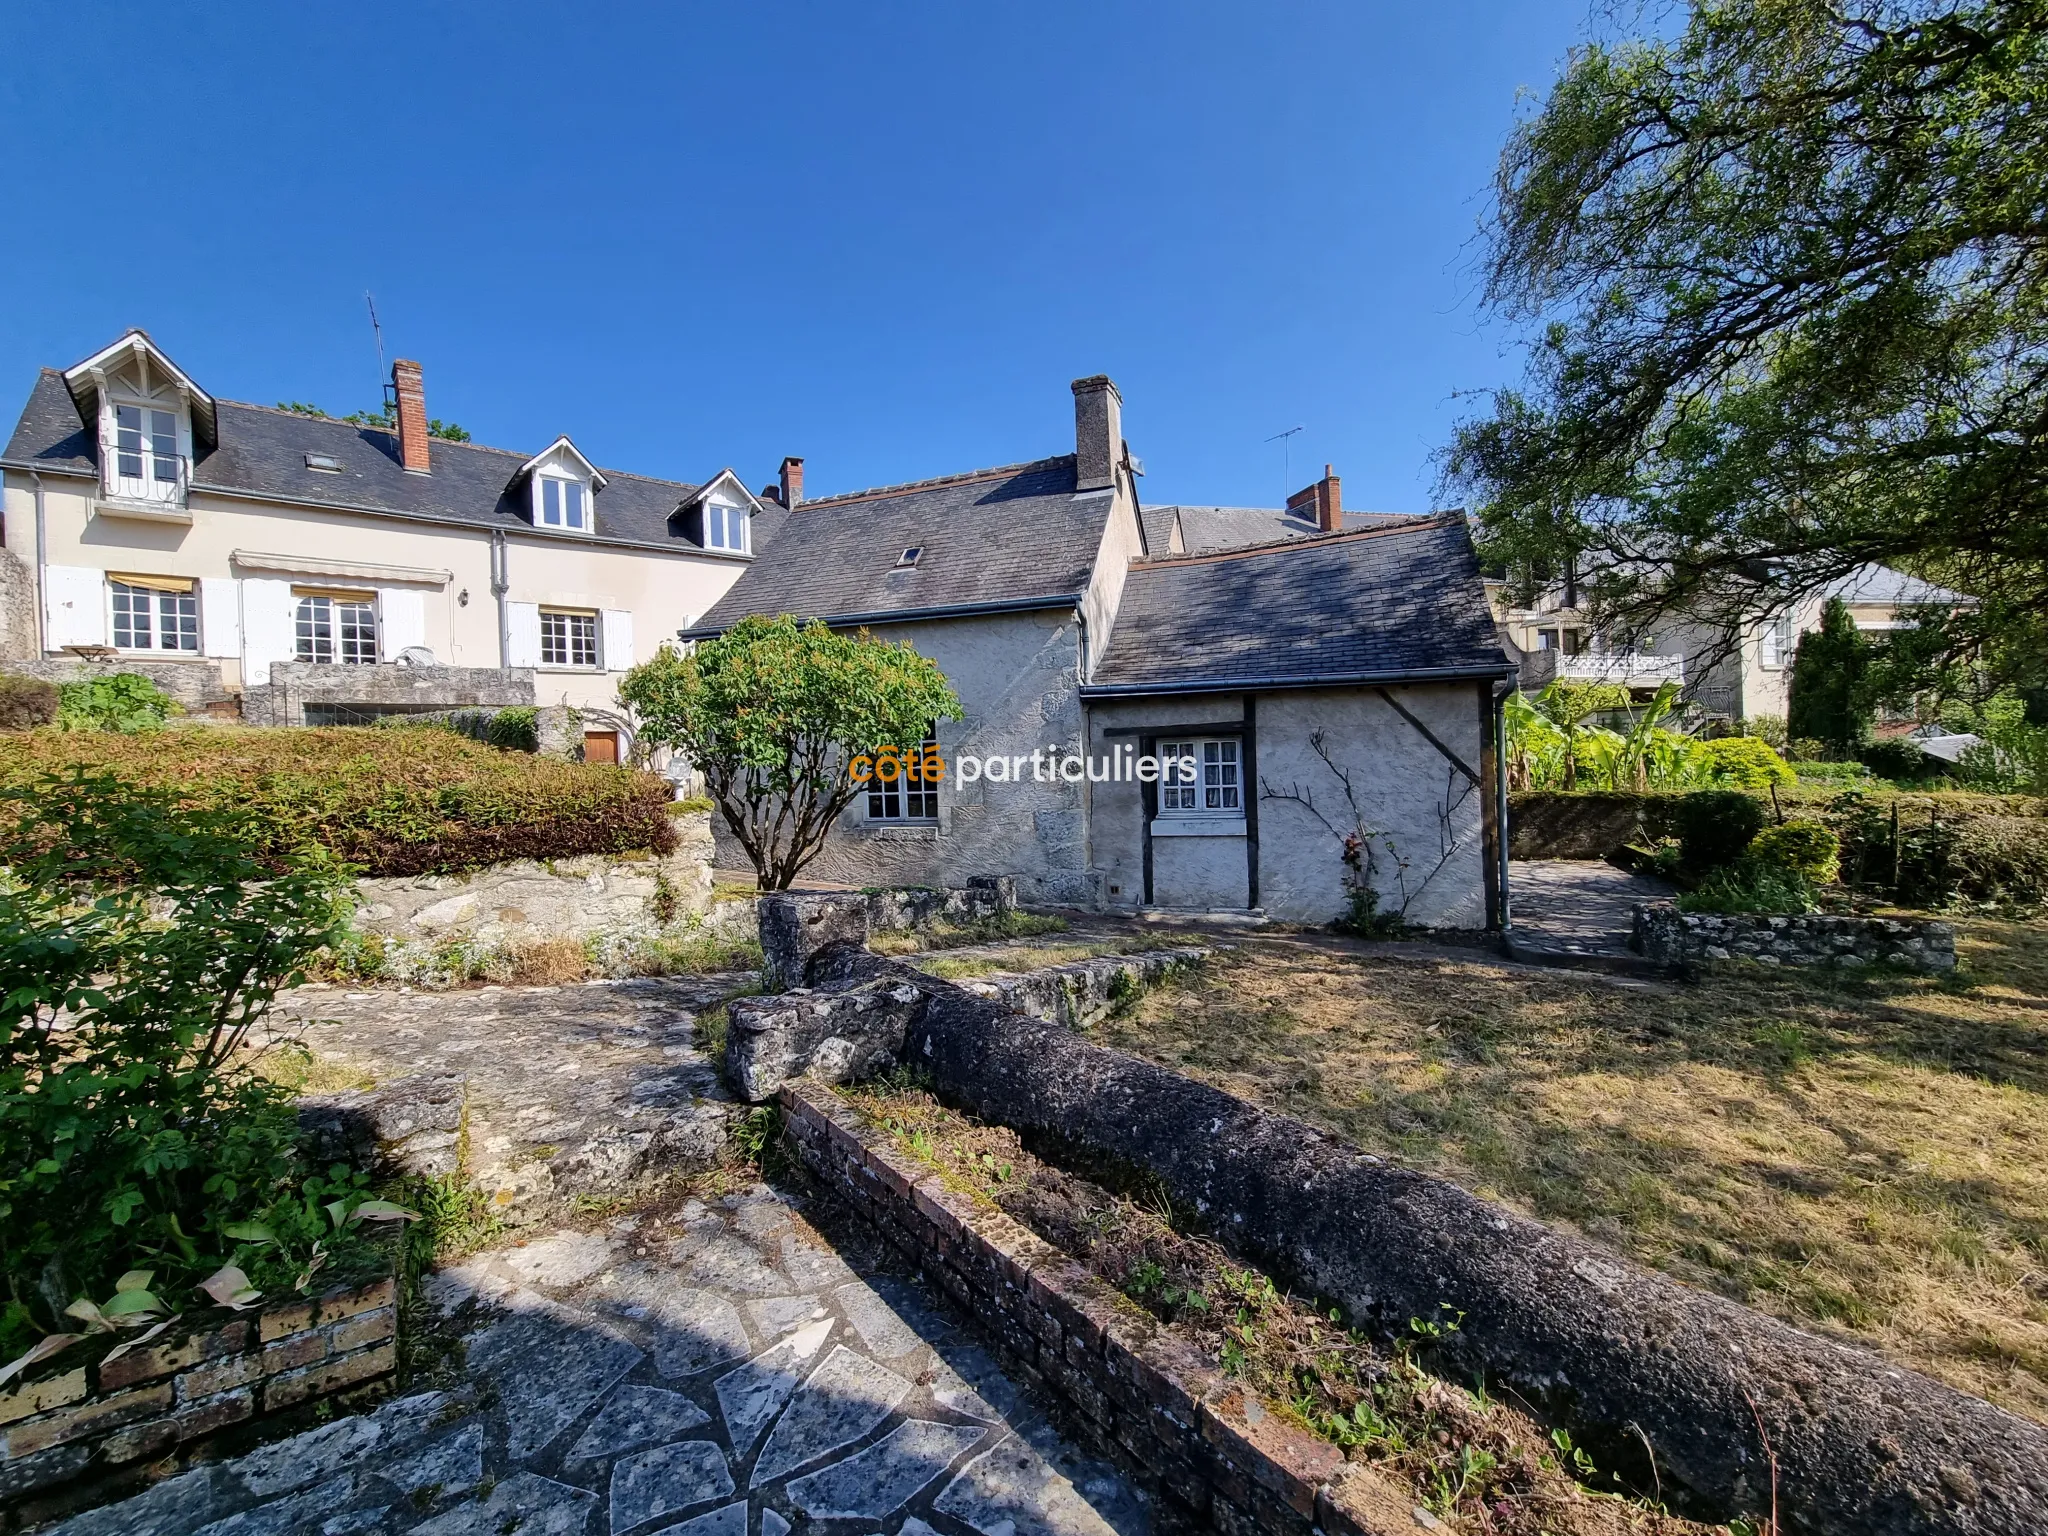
[1285,465,1342,532]
[779,456,804,508]
[1072,376,1122,492]
[392,359,430,474]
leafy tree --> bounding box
[620,616,962,890]
[276,401,472,442]
[1443,0,2048,691]
[1788,598,1873,756]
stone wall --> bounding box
[0,547,36,664]
[1633,902,1957,972]
[951,947,1209,1031]
[780,1082,1421,1536]
[243,662,535,726]
[760,940,2048,1534]
[1508,791,1681,860]
[349,813,721,946]
[8,654,237,714]
[0,1274,396,1518]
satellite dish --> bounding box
[395,646,437,668]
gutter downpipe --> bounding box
[31,472,48,654]
[490,530,510,668]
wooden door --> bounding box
[583,731,619,765]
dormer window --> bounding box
[540,476,587,530]
[109,402,185,504]
[705,500,749,553]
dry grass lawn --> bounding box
[1099,919,2048,1424]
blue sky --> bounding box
[0,2,1588,511]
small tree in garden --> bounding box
[621,616,961,890]
[1788,598,1872,759]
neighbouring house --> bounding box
[685,381,1512,928]
[1488,562,1972,722]
[0,329,791,759]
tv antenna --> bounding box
[1265,425,1304,505]
[366,292,393,413]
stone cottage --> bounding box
[686,378,1512,928]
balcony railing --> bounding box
[1519,649,1684,689]
[99,439,189,506]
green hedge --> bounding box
[0,727,676,877]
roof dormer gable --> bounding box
[516,436,608,533]
[63,330,216,512]
[673,468,762,556]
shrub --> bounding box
[1787,736,1831,762]
[1787,597,1873,757]
[1748,819,1841,886]
[1698,735,1794,789]
[1672,789,1768,873]
[1793,760,1873,785]
[1735,715,1787,749]
[375,705,539,754]
[486,706,540,753]
[0,728,676,877]
[0,675,58,731]
[1676,861,1816,915]
[1859,738,1929,782]
[0,771,389,1361]
[55,673,174,733]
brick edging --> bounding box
[1,1273,398,1511]
[778,1082,1420,1536]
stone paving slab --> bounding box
[1505,858,1673,964]
[46,1184,1146,1536]
[260,976,753,1220]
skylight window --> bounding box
[305,454,342,472]
[896,547,923,568]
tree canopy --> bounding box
[1444,0,2048,690]
[620,616,961,890]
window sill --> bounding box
[854,822,943,840]
[536,665,605,673]
[1151,817,1247,838]
[93,497,193,525]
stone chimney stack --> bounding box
[779,456,805,508]
[392,359,430,475]
[1071,375,1122,492]
[1286,465,1343,532]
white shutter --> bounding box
[45,566,107,648]
[379,588,427,659]
[200,577,241,659]
[506,602,542,667]
[240,578,297,686]
[600,609,634,672]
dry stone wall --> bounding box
[1633,902,1956,971]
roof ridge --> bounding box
[1135,513,1454,569]
[797,454,1074,509]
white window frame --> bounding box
[294,591,379,666]
[108,577,199,654]
[1156,738,1242,818]
[866,729,941,823]
[539,608,600,669]
[107,400,185,504]
[1761,613,1796,669]
[704,498,750,554]
[536,474,590,532]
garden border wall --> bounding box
[779,1081,1421,1536]
[0,1274,396,1522]
[1632,902,1957,971]
[778,931,2048,1535]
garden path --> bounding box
[1504,858,1672,969]
[47,1183,1146,1536]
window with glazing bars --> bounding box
[1158,738,1240,814]
[295,594,378,664]
[541,610,599,667]
[109,579,198,652]
[867,730,940,821]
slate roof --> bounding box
[1826,563,1972,608]
[1151,503,1418,555]
[684,456,1113,633]
[1,368,779,556]
[1085,515,1510,695]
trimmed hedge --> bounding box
[0,727,676,876]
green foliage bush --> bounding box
[486,706,540,753]
[1827,791,2048,911]
[1788,598,1873,758]
[0,727,676,877]
[1698,735,1794,790]
[1859,738,1930,782]
[1672,789,1768,874]
[55,673,174,733]
[0,675,59,731]
[0,771,387,1361]
[375,705,540,754]
[1676,861,1816,916]
[1747,819,1841,886]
